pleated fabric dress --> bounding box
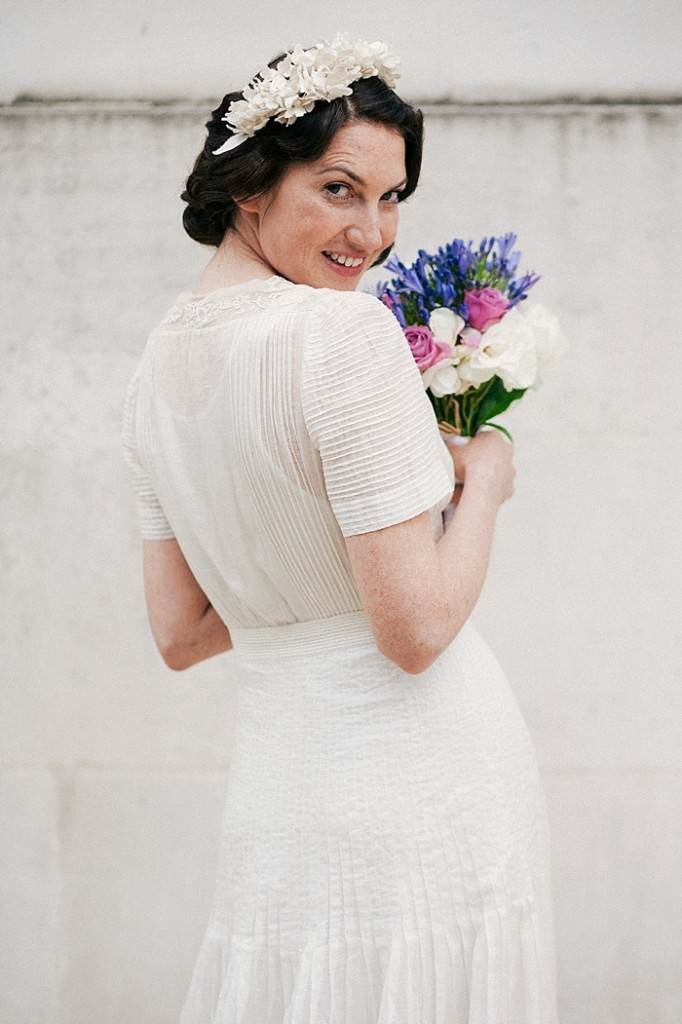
[121,274,559,1023]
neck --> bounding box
[199,221,276,289]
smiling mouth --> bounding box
[322,250,368,268]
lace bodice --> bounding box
[159,275,315,329]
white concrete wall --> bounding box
[2,1,681,102]
[2,6,681,1023]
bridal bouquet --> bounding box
[372,233,568,448]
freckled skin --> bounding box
[196,120,406,293]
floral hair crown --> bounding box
[211,31,401,156]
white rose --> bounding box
[428,306,465,345]
[514,302,569,388]
[421,358,462,398]
[458,306,539,391]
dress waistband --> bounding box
[229,610,376,657]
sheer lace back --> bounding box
[122,278,453,628]
[152,277,322,497]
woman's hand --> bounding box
[446,431,516,509]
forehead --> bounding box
[313,121,405,175]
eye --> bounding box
[324,182,352,199]
[324,182,402,203]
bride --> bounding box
[122,30,560,1023]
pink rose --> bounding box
[403,325,453,371]
[463,287,510,332]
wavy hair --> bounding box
[180,47,423,268]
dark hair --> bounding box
[180,47,424,269]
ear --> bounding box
[233,190,268,215]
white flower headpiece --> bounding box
[211,31,401,155]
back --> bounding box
[121,275,454,632]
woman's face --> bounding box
[235,120,408,291]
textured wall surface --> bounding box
[2,1,681,103]
[1,11,681,1022]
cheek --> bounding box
[286,200,341,252]
[297,193,337,232]
[265,190,345,254]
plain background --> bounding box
[1,3,681,1021]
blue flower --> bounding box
[377,231,541,325]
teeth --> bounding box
[324,251,364,267]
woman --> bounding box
[122,32,559,1024]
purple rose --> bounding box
[403,325,453,371]
[463,287,510,332]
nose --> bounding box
[345,207,385,254]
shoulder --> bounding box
[301,287,419,406]
[312,286,395,320]
[309,287,405,351]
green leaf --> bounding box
[479,421,514,443]
[473,377,526,427]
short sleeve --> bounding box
[302,291,454,537]
[121,368,176,540]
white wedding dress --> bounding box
[122,275,559,1023]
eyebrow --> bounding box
[317,164,408,190]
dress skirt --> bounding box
[178,610,559,1024]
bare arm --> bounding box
[343,483,499,676]
[161,603,233,672]
[344,431,514,675]
[429,482,500,659]
[142,538,233,670]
